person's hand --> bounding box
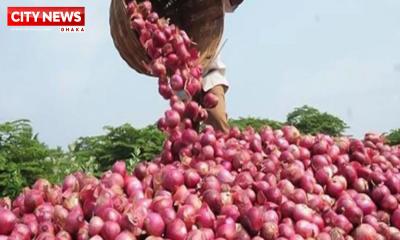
[229,0,244,7]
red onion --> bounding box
[216,167,235,184]
[290,189,307,204]
[344,206,363,225]
[371,185,391,203]
[311,155,330,170]
[115,231,136,240]
[24,190,44,213]
[295,220,319,238]
[39,221,55,234]
[202,189,222,214]
[386,175,400,194]
[234,172,254,189]
[353,224,378,240]
[35,203,54,222]
[293,204,314,222]
[89,216,104,236]
[262,209,279,224]
[241,206,263,233]
[280,200,296,218]
[182,129,198,144]
[22,214,38,236]
[170,74,184,91]
[312,140,329,155]
[166,219,187,240]
[45,186,62,205]
[11,223,30,240]
[265,187,283,204]
[353,178,369,193]
[159,207,176,225]
[111,161,126,176]
[232,151,251,170]
[196,204,216,228]
[354,193,376,215]
[260,222,278,240]
[133,163,147,180]
[176,204,196,229]
[299,173,316,193]
[101,221,121,240]
[164,110,180,128]
[279,223,295,238]
[56,230,72,240]
[173,185,190,205]
[381,194,398,212]
[216,217,236,239]
[32,179,51,192]
[221,204,240,221]
[184,101,200,119]
[391,208,400,228]
[184,169,201,188]
[184,194,202,210]
[144,212,165,236]
[201,176,221,192]
[333,215,353,234]
[64,207,84,234]
[202,92,219,109]
[161,168,184,192]
[63,174,79,192]
[0,208,16,234]
[326,176,347,198]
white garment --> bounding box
[201,0,238,92]
[202,55,229,92]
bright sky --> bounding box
[1,0,399,148]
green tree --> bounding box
[286,105,348,136]
[386,129,400,146]
[229,117,283,131]
[0,120,63,197]
[70,124,165,172]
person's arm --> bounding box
[224,0,244,13]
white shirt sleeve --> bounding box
[202,55,229,92]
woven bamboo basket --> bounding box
[110,0,225,76]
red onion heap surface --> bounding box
[1,1,400,239]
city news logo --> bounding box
[7,7,85,32]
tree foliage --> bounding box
[0,120,63,197]
[69,124,165,172]
[286,105,348,136]
[229,117,283,131]
[386,129,400,146]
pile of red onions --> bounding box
[2,130,400,240]
[1,1,400,240]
